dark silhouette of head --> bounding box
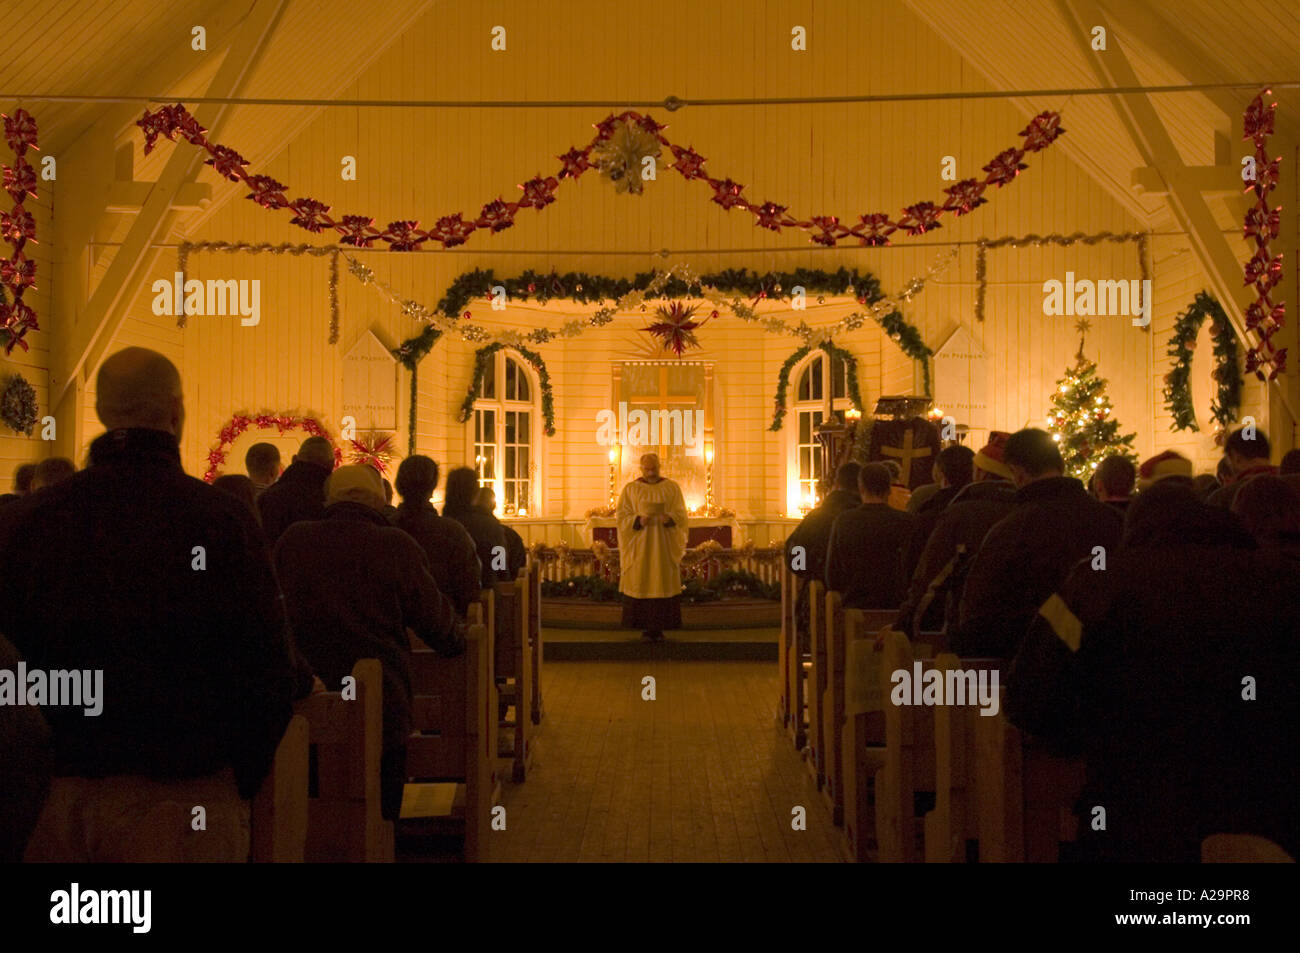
[858,462,891,502]
[444,467,481,512]
[834,461,861,492]
[31,457,76,491]
[245,442,282,486]
[395,455,440,503]
[1003,428,1065,487]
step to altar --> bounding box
[542,597,779,630]
[543,625,778,661]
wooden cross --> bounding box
[880,427,932,483]
[629,365,698,459]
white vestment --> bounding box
[616,477,689,599]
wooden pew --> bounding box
[971,685,1085,862]
[495,570,533,782]
[922,653,1005,862]
[249,714,309,862]
[821,597,897,826]
[805,580,828,786]
[294,658,393,862]
[842,611,888,861]
[781,565,807,750]
[873,630,937,862]
[401,613,499,862]
[527,558,544,726]
[778,560,792,734]
[923,652,975,862]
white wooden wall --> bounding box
[17,0,1276,499]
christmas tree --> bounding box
[1045,320,1137,479]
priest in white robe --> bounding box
[616,453,689,642]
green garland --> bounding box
[392,326,443,456]
[437,266,889,319]
[1,373,37,436]
[1162,291,1241,433]
[458,342,557,436]
[770,341,864,431]
[541,569,778,603]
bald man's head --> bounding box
[640,453,660,480]
[95,347,185,437]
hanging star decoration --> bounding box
[644,301,709,357]
[589,118,663,195]
[1075,317,1092,358]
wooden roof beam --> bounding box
[1060,0,1299,433]
[51,0,288,410]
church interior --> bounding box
[1,0,1298,892]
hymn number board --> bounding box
[342,329,398,431]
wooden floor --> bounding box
[488,660,846,862]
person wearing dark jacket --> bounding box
[954,428,1122,659]
[897,446,973,589]
[825,463,914,609]
[274,464,463,820]
[1209,425,1278,509]
[1008,481,1300,862]
[0,633,52,863]
[475,485,527,577]
[0,347,301,862]
[443,466,513,589]
[393,455,482,615]
[784,462,860,583]
[257,436,335,543]
[894,435,1016,637]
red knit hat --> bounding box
[1137,450,1193,490]
[974,431,1014,481]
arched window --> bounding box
[472,351,537,516]
[789,349,852,513]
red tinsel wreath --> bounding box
[205,411,342,483]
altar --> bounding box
[582,515,741,548]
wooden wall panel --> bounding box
[47,0,1270,517]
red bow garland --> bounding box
[135,103,1065,260]
[204,412,342,483]
[1242,90,1286,381]
[0,108,39,354]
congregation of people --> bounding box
[0,347,525,862]
[787,425,1300,862]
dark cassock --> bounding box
[615,454,689,641]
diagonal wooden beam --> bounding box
[53,0,256,155]
[52,0,288,409]
[902,0,1157,226]
[1060,0,1298,431]
[1096,0,1300,144]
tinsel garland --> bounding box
[137,103,1062,252]
[974,230,1150,329]
[1162,291,1242,437]
[1,108,40,355]
[770,341,865,431]
[0,372,37,435]
[392,325,443,456]
[175,241,341,341]
[205,411,341,483]
[457,342,557,436]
